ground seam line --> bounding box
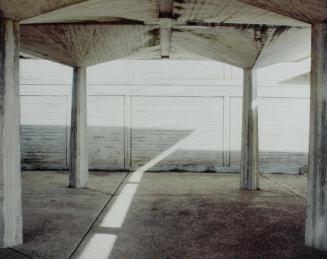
[84,188,113,195]
[262,174,306,200]
[68,172,130,259]
[9,248,36,259]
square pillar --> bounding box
[240,68,259,190]
[69,67,88,188]
[0,19,23,247]
[306,23,327,251]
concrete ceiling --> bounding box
[255,27,311,68]
[239,0,327,24]
[281,72,310,85]
[172,25,278,68]
[0,0,87,20]
[21,0,158,24]
[20,24,159,67]
[173,0,308,27]
[1,0,317,67]
[1,0,316,26]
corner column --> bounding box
[240,68,259,190]
[306,23,327,251]
[69,67,88,188]
[0,19,23,247]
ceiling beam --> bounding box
[159,0,173,58]
[159,0,173,18]
[160,18,172,58]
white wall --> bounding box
[20,59,310,174]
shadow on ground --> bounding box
[0,172,326,259]
[108,173,327,259]
[0,171,127,259]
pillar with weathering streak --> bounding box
[240,68,259,190]
[305,23,327,251]
[19,23,159,188]
[0,18,23,247]
[69,66,88,188]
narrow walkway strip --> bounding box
[69,172,130,259]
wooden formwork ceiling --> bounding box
[1,0,318,67]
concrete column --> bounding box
[305,23,327,251]
[240,68,259,190]
[69,67,88,188]
[0,19,23,247]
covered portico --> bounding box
[0,0,326,256]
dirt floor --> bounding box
[0,171,326,259]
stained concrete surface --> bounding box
[1,172,326,258]
[6,171,127,259]
[74,173,327,259]
[0,249,29,259]
[22,171,126,195]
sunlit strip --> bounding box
[100,183,138,228]
[78,133,195,259]
[78,233,117,259]
[100,134,194,229]
[129,134,193,183]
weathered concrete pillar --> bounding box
[0,19,23,247]
[305,23,327,251]
[69,67,88,188]
[240,68,259,190]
